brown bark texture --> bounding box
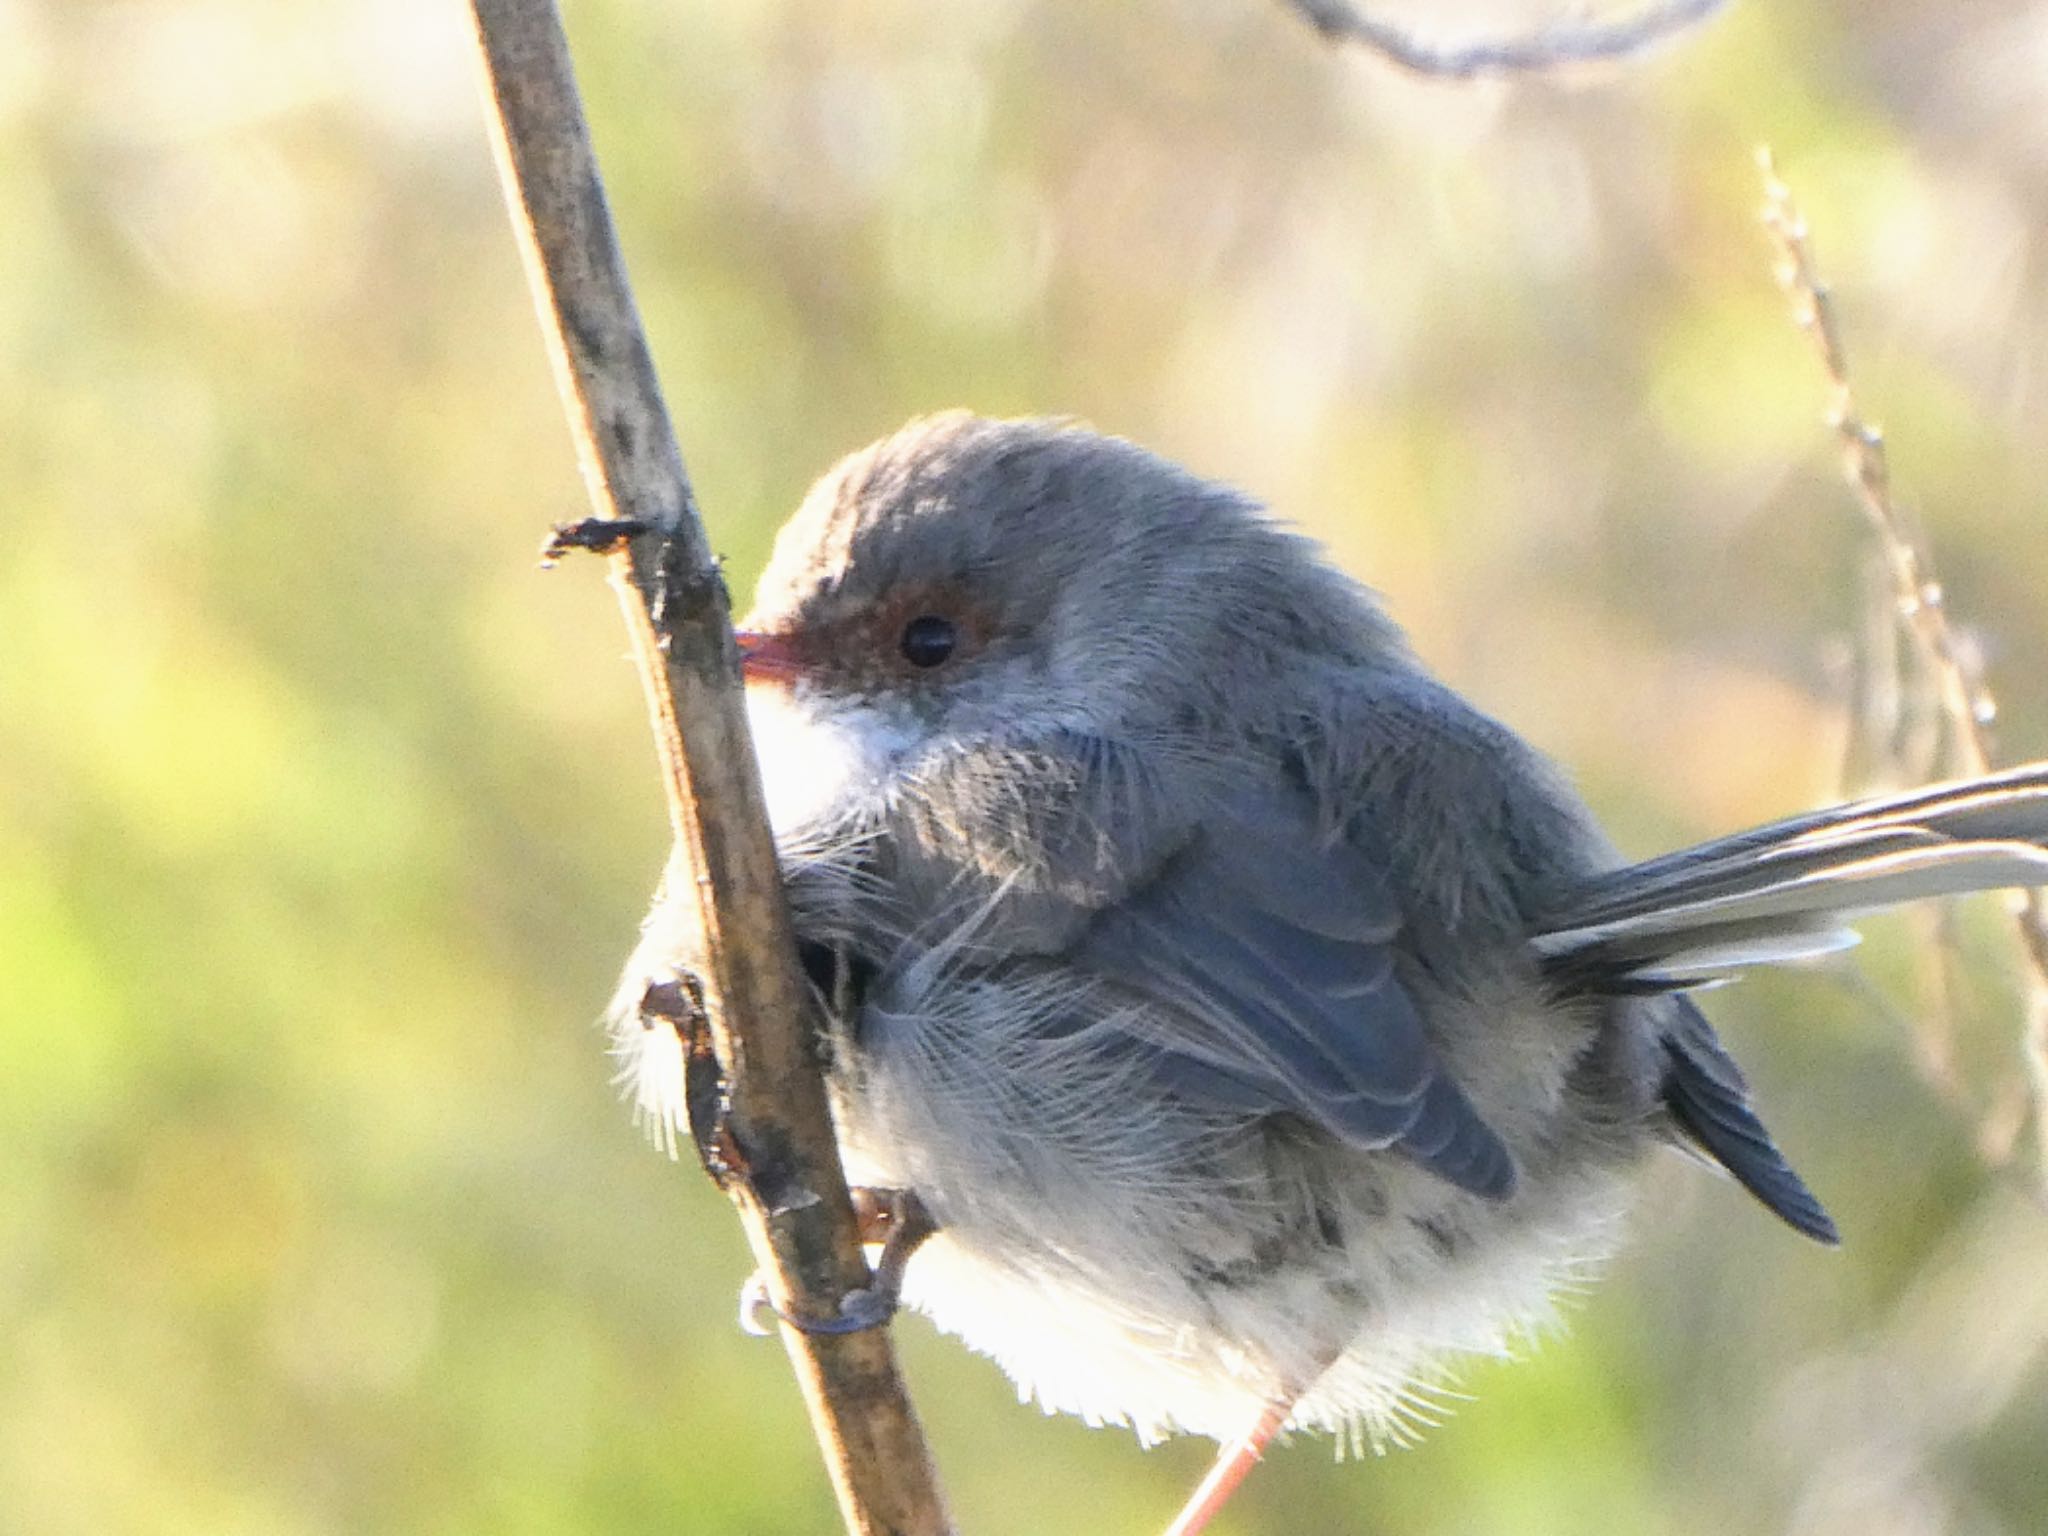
[464,5,955,1532]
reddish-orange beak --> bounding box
[734,628,805,684]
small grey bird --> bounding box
[613,412,2048,1534]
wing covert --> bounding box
[1071,780,1517,1200]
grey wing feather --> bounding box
[1659,1000,1839,1245]
[1534,765,2048,1244]
[1073,782,1517,1200]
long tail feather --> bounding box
[1533,764,2048,988]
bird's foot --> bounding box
[737,1187,936,1337]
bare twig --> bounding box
[1285,0,1729,79]
[464,4,953,1531]
[1759,148,2048,1194]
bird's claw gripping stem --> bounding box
[738,1187,936,1337]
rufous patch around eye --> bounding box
[865,583,994,679]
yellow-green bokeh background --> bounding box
[4,2,2047,1532]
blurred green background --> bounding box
[4,1,2047,1532]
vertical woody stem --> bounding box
[464,4,953,1531]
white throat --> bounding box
[744,682,914,839]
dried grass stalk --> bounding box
[1760,148,2048,1193]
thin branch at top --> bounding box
[462,2,955,1532]
[1284,0,1729,78]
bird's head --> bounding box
[735,412,1404,834]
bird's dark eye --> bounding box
[898,614,958,669]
